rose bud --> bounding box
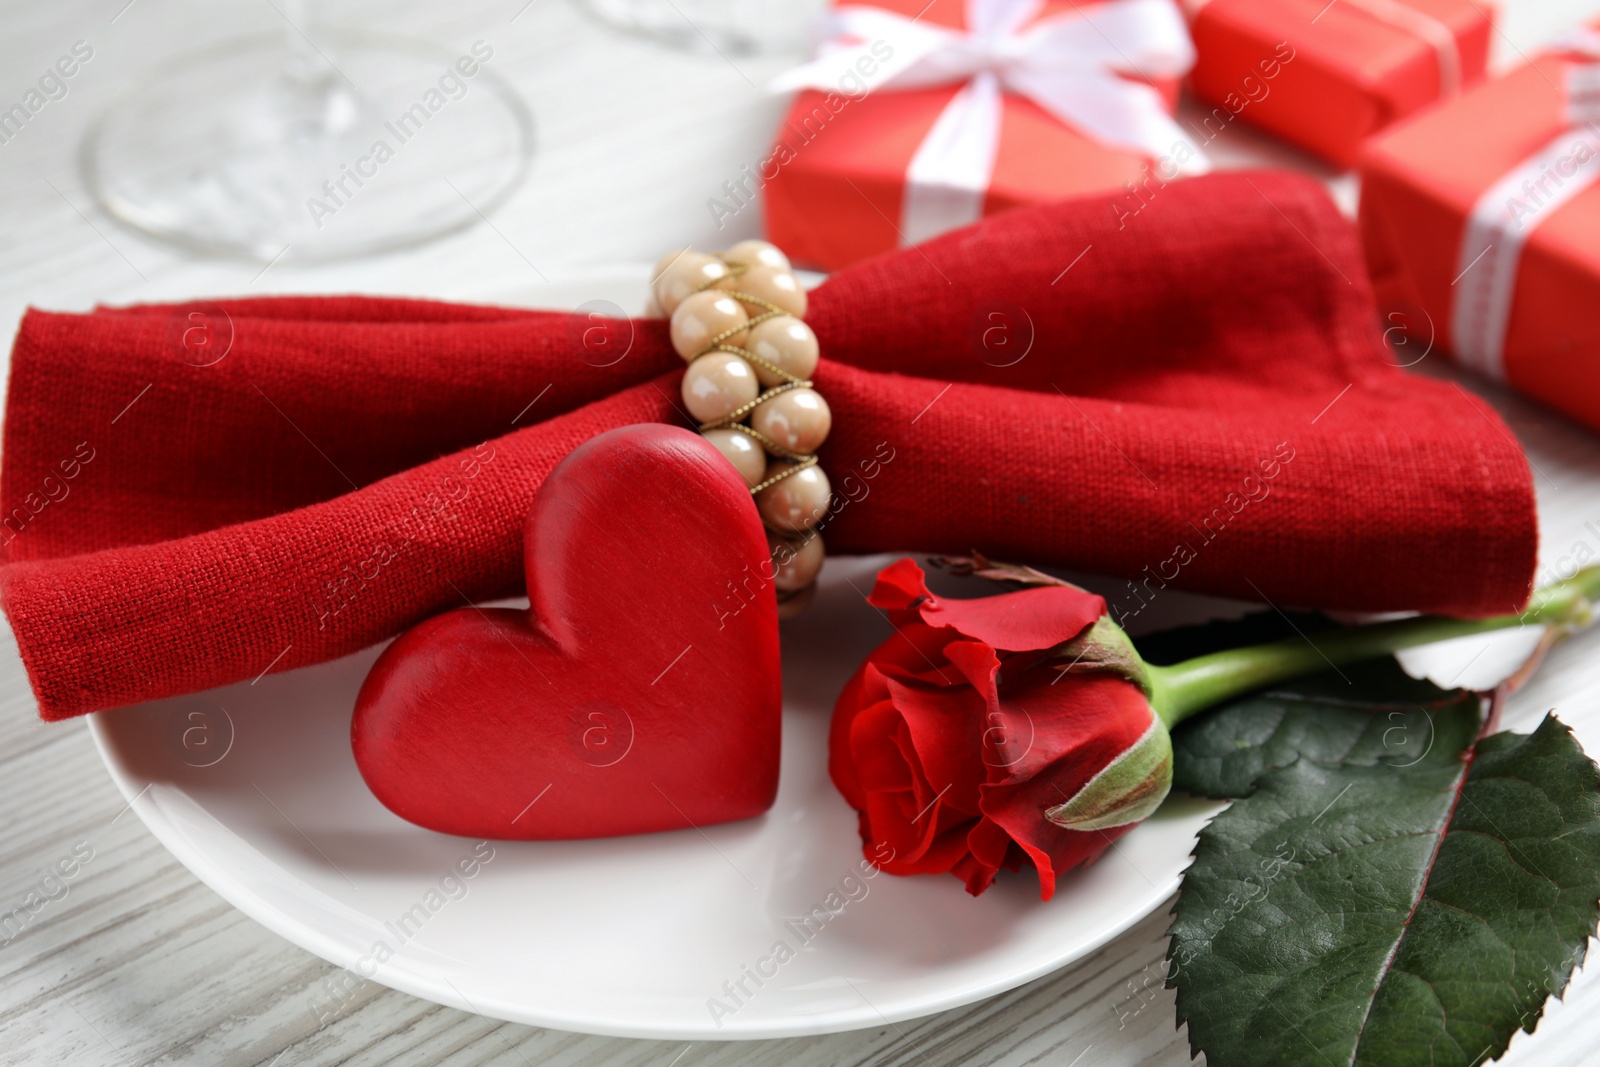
[828,558,1171,899]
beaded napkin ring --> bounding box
[652,240,830,618]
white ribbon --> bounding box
[1563,27,1600,124]
[771,0,1208,245]
[1451,32,1600,379]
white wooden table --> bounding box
[3,1,1599,1064]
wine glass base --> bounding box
[82,32,533,263]
[576,0,823,55]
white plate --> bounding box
[89,270,1225,1040]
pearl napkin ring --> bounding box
[652,241,829,617]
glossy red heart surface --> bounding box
[352,424,782,839]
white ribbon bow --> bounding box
[1452,28,1600,380]
[771,0,1209,245]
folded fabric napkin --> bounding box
[0,172,1535,721]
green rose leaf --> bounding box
[1171,659,1484,799]
[1168,715,1600,1067]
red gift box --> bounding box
[1359,29,1600,432]
[761,0,1205,270]
[1186,0,1493,169]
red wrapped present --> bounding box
[1359,26,1600,431]
[1185,0,1493,169]
[759,0,1209,269]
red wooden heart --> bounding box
[352,424,782,839]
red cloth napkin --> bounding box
[0,172,1536,721]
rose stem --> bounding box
[1144,565,1600,729]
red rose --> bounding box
[828,559,1172,899]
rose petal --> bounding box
[869,809,979,876]
[966,815,1014,870]
[847,698,915,793]
[859,621,967,689]
[941,639,1003,700]
[866,557,935,617]
[919,584,1106,653]
[830,623,962,805]
[938,640,1048,777]
[941,639,1046,787]
[831,661,880,808]
[862,788,925,860]
[894,718,926,803]
[953,674,1158,899]
[952,851,1001,896]
[985,795,1131,900]
[953,817,1034,895]
[989,671,1156,785]
[977,677,1156,899]
[868,559,1106,653]
[861,784,973,871]
[977,698,1038,782]
[884,672,989,813]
